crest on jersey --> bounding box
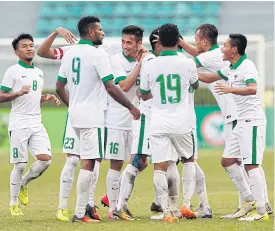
[234,74,238,80]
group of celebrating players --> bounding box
[0,15,272,223]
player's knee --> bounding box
[40,160,51,170]
[221,157,235,168]
[36,154,51,161]
[14,162,27,174]
[67,155,79,168]
[110,159,124,171]
[132,154,148,171]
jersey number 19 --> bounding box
[72,57,81,85]
[156,74,181,104]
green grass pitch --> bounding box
[0,149,273,231]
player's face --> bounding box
[15,39,34,61]
[122,34,141,57]
[195,30,206,53]
[222,39,236,61]
[91,22,105,45]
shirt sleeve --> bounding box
[188,60,199,85]
[57,61,67,83]
[0,67,15,92]
[217,66,230,81]
[243,62,258,85]
[95,50,114,83]
[140,61,151,94]
[53,45,74,60]
[110,56,127,84]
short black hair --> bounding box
[78,16,100,37]
[196,24,218,45]
[178,34,183,50]
[149,28,159,50]
[12,33,33,50]
[229,34,247,55]
[159,23,179,47]
[122,25,144,41]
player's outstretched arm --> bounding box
[118,62,142,92]
[215,82,257,95]
[198,72,221,83]
[56,81,69,106]
[178,38,199,57]
[0,85,30,103]
[104,80,140,120]
[37,27,77,59]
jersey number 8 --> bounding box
[156,74,181,104]
[72,57,81,85]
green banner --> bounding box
[0,107,274,152]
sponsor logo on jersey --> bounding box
[21,76,26,78]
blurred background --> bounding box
[0,1,274,152]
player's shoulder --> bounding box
[6,64,19,72]
[238,58,257,73]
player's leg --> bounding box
[259,165,273,214]
[20,125,52,205]
[192,128,212,218]
[221,123,254,219]
[104,128,127,218]
[151,135,179,223]
[72,127,102,223]
[239,124,269,221]
[57,115,80,221]
[116,117,149,220]
[9,129,29,216]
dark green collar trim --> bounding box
[78,39,94,46]
[177,48,183,53]
[230,54,247,70]
[122,52,136,62]
[149,49,159,57]
[160,50,178,56]
[18,60,34,69]
[208,44,219,51]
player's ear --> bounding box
[14,50,19,57]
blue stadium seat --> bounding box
[82,5,99,16]
[40,6,53,18]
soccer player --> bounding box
[0,33,60,216]
[102,25,144,220]
[198,34,269,221]
[37,27,122,221]
[140,23,199,223]
[57,16,140,223]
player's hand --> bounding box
[18,85,31,96]
[129,107,141,120]
[55,27,77,44]
[214,83,232,95]
[42,94,61,106]
[137,46,150,62]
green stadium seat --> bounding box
[40,6,53,18]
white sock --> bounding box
[117,164,139,211]
[58,156,79,209]
[224,163,253,202]
[247,168,266,215]
[195,162,210,208]
[74,169,93,218]
[88,160,101,207]
[167,162,180,211]
[154,170,169,216]
[182,162,196,208]
[21,160,51,186]
[106,169,120,212]
[10,163,26,206]
[237,165,249,208]
[259,166,269,204]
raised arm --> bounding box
[37,27,77,59]
[198,72,222,83]
[178,38,199,57]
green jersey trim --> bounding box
[57,75,67,83]
[217,70,228,81]
[208,44,219,51]
[18,60,34,69]
[114,76,126,84]
[102,74,114,83]
[0,85,12,92]
[245,78,257,85]
[140,88,151,94]
[159,50,178,56]
[194,56,202,66]
[78,39,94,46]
[230,54,247,70]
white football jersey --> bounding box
[58,39,114,128]
[218,55,266,125]
[140,50,198,135]
[105,52,140,130]
[0,61,43,131]
[195,45,238,124]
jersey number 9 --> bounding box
[72,57,81,85]
[156,74,181,104]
